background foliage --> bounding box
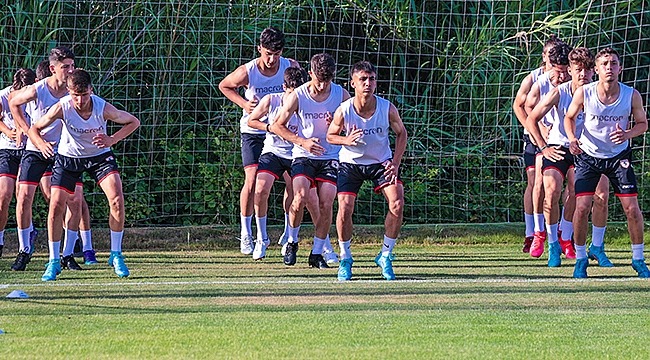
[0,0,648,227]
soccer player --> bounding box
[0,68,36,258]
[526,47,611,267]
[524,41,572,258]
[565,47,648,278]
[29,69,140,281]
[270,53,351,268]
[219,27,299,255]
[327,61,407,281]
[246,67,326,260]
[512,35,564,253]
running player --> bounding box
[0,68,36,259]
[270,53,351,268]
[565,47,648,278]
[219,27,299,255]
[327,61,407,281]
[29,69,140,281]
[526,47,611,267]
[512,35,564,253]
[524,41,571,258]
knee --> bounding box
[389,198,404,216]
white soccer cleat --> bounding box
[323,249,339,265]
[240,235,254,255]
[252,239,270,260]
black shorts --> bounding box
[18,150,54,185]
[337,162,402,196]
[574,147,637,197]
[51,151,119,194]
[257,152,292,180]
[0,149,23,179]
[240,133,265,168]
[542,146,574,179]
[522,134,541,170]
[291,157,338,187]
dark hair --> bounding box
[48,46,75,64]
[259,27,285,51]
[284,67,309,89]
[67,69,92,92]
[310,53,336,82]
[596,47,621,63]
[568,47,595,70]
[547,42,572,66]
[543,34,563,53]
[12,68,36,90]
[36,59,52,80]
[351,61,376,77]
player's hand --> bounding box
[382,160,398,184]
[610,123,628,144]
[542,145,565,162]
[243,97,259,114]
[325,112,333,126]
[568,139,582,155]
[92,133,115,148]
[301,137,325,156]
[37,141,55,158]
[346,126,364,146]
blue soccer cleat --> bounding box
[110,251,130,278]
[42,259,62,282]
[337,258,354,281]
[375,253,396,280]
[588,244,614,267]
[632,259,650,278]
[573,258,589,279]
[548,241,562,267]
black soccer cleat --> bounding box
[308,252,330,269]
[61,255,83,270]
[283,242,298,266]
[11,251,32,271]
[0,244,3,257]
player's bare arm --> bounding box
[564,86,585,155]
[269,91,324,155]
[512,73,534,128]
[610,89,648,144]
[246,95,272,132]
[326,107,362,146]
[27,101,63,158]
[385,103,407,181]
[92,102,140,149]
[218,65,258,114]
[526,88,564,162]
[8,85,37,134]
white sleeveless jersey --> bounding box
[240,57,291,134]
[261,93,298,159]
[58,94,110,158]
[580,82,634,158]
[534,72,560,128]
[0,86,27,150]
[24,79,64,152]
[522,68,544,135]
[547,81,585,147]
[338,96,393,165]
[293,82,343,160]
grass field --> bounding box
[2,225,650,359]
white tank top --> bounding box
[293,82,343,160]
[240,57,291,134]
[534,73,560,128]
[580,82,634,158]
[547,82,585,147]
[261,92,298,159]
[0,86,27,150]
[58,94,110,158]
[522,68,544,136]
[338,96,392,165]
[24,79,64,152]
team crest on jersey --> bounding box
[620,159,630,169]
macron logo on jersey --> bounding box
[590,114,627,122]
[361,127,383,135]
[255,85,283,95]
[303,112,330,120]
[70,124,104,134]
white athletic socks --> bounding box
[312,236,327,255]
[575,244,587,259]
[62,229,78,257]
[591,226,606,247]
[339,240,352,259]
[559,220,573,241]
[111,230,124,253]
[287,225,300,243]
[18,228,31,252]
[382,235,396,256]
[49,241,61,260]
[534,213,545,233]
[240,214,253,238]
[524,213,534,237]
[546,224,559,244]
[80,229,93,251]
[283,212,290,236]
[0,230,4,246]
[632,243,644,261]
[255,216,268,241]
